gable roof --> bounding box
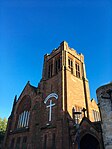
[16,81,37,102]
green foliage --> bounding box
[0,117,7,144]
[0,117,7,133]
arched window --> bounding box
[68,57,73,74]
[15,137,21,149]
[17,111,30,128]
[43,134,47,149]
[52,133,56,149]
[55,56,61,74]
[16,95,31,129]
[92,110,100,122]
[22,136,27,149]
[48,61,53,78]
[75,61,80,78]
[10,138,15,149]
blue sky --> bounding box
[0,0,112,119]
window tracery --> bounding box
[16,95,31,129]
[17,111,30,128]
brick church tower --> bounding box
[41,41,99,122]
[3,41,101,149]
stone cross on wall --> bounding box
[44,93,58,122]
[47,100,55,121]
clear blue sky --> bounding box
[0,0,112,119]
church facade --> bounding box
[4,41,103,149]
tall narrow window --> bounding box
[48,62,53,78]
[75,62,80,78]
[17,111,30,129]
[52,133,56,149]
[23,111,27,127]
[94,111,97,121]
[26,111,30,127]
[92,110,95,121]
[22,136,27,149]
[17,115,21,128]
[19,114,22,127]
[68,58,73,74]
[15,137,21,149]
[10,138,15,149]
[93,110,100,122]
[43,135,47,149]
[93,110,96,121]
[22,111,26,127]
[24,111,28,127]
[55,57,61,74]
[21,112,24,127]
[98,112,101,121]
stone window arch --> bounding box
[16,95,31,129]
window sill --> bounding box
[9,127,29,134]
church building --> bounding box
[3,41,103,149]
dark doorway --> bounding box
[80,134,100,149]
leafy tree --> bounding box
[0,117,7,144]
[0,117,7,133]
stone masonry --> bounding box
[97,83,112,149]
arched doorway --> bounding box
[80,134,100,149]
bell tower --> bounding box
[39,41,95,149]
[42,41,92,121]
